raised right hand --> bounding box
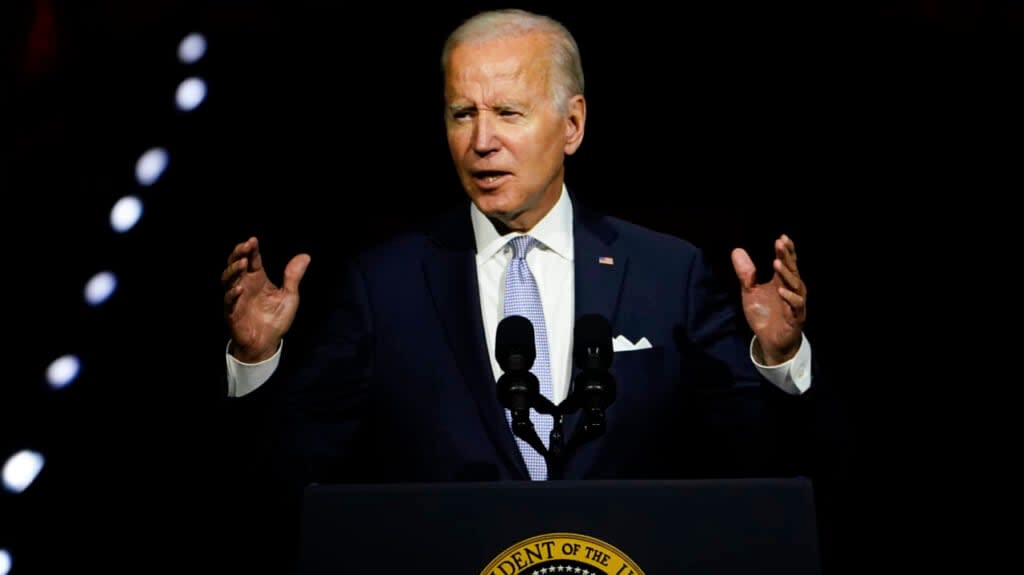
[222,237,311,363]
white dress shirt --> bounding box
[226,185,812,398]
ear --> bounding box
[563,94,586,156]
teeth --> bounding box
[485,176,498,182]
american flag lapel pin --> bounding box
[598,256,614,266]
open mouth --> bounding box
[473,170,510,189]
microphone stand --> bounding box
[557,360,617,474]
[531,397,564,481]
[496,350,616,481]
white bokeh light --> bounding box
[175,77,207,111]
[84,271,117,306]
[178,32,207,64]
[110,195,143,233]
[46,354,81,390]
[3,450,45,494]
[135,147,168,186]
[0,549,10,575]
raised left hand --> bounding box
[731,234,807,365]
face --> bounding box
[445,32,585,231]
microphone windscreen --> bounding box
[496,314,536,372]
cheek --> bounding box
[521,125,559,160]
[446,128,467,157]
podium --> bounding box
[296,477,821,574]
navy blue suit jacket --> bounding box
[237,197,818,486]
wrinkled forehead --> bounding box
[444,35,552,101]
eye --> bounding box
[499,110,521,118]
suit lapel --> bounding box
[573,202,627,325]
[423,204,530,479]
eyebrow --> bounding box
[447,102,525,115]
[448,103,476,115]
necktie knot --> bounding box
[508,235,537,260]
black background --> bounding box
[6,0,1020,573]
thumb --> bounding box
[731,248,756,290]
[282,253,311,294]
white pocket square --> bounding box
[613,335,652,352]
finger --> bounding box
[281,254,311,294]
[775,234,797,272]
[223,282,243,309]
[227,237,256,266]
[773,258,804,294]
[777,286,806,318]
[221,257,248,286]
[731,248,756,289]
[248,237,264,272]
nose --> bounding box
[471,113,499,156]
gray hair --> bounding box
[441,9,585,113]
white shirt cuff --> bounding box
[750,333,812,395]
[225,340,282,398]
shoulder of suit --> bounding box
[353,202,468,267]
[592,212,700,257]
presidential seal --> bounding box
[481,532,644,575]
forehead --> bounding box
[445,34,551,101]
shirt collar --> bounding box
[471,184,575,265]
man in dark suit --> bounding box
[220,1,818,519]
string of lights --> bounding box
[1,30,209,575]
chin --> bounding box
[473,191,513,214]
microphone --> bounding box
[494,315,546,458]
[496,314,536,374]
[567,313,617,438]
[496,314,558,416]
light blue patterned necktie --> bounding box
[503,235,553,481]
